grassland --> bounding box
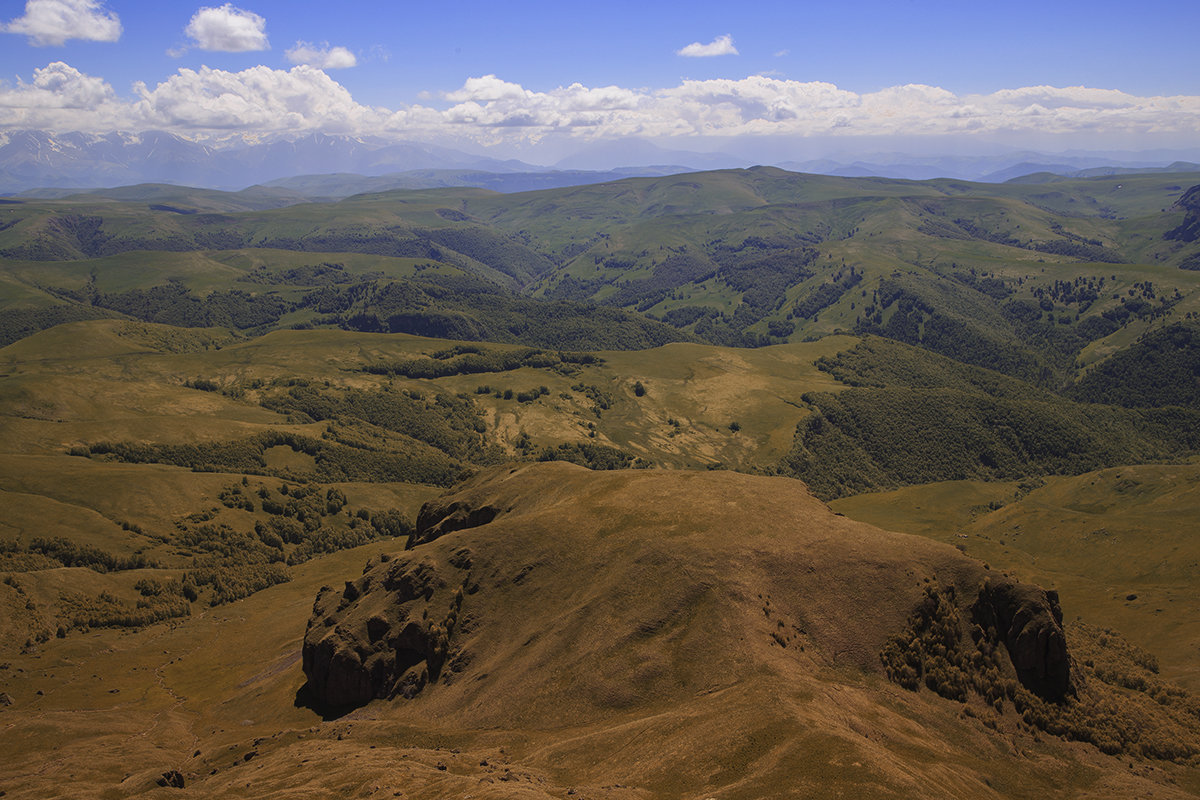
[4,464,1199,799]
[1,167,1199,798]
[3,167,1199,369]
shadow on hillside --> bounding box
[293,681,355,721]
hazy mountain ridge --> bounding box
[4,129,1200,195]
[0,130,538,194]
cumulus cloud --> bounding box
[677,34,738,58]
[183,3,268,52]
[286,41,357,69]
[419,75,1200,147]
[0,62,384,134]
[3,0,121,46]
[132,65,378,133]
[0,62,126,129]
[3,61,1200,153]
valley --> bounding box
[1,166,1199,798]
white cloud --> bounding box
[2,0,121,46]
[183,3,268,52]
[677,34,738,58]
[0,62,126,129]
[0,63,381,134]
[286,41,356,69]
[420,74,1200,147]
[3,62,1199,155]
[445,75,532,104]
[132,65,378,133]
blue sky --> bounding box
[1,0,1198,160]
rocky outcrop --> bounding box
[409,499,500,548]
[156,770,185,789]
[301,552,472,712]
[973,578,1071,701]
[1166,184,1200,243]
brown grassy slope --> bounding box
[0,319,849,660]
[830,465,1200,691]
[0,319,852,471]
[307,462,996,723]
[1,464,1197,799]
[297,463,1195,798]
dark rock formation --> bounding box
[301,552,470,713]
[973,577,1071,701]
[157,770,185,788]
[1166,184,1200,243]
[409,499,500,548]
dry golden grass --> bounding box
[2,464,1198,798]
[2,322,1199,798]
[832,465,1200,692]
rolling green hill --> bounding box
[3,166,1199,379]
[3,168,1200,798]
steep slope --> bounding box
[292,463,1200,797]
[303,463,1058,719]
[777,336,1200,498]
[1,440,1198,798]
[1067,322,1200,408]
[829,464,1200,692]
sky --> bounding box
[1,0,1199,163]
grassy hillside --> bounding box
[777,337,1200,498]
[1067,322,1200,408]
[3,464,1198,799]
[2,168,1200,798]
[3,320,1195,644]
[831,464,1200,692]
[3,167,1199,375]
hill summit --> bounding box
[304,463,1069,721]
[289,464,1200,798]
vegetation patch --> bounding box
[77,428,466,487]
[784,338,1200,498]
[305,274,690,350]
[0,537,154,573]
[87,282,291,330]
[789,266,862,321]
[882,585,1200,761]
[780,385,1200,499]
[0,304,123,347]
[59,585,191,631]
[855,277,1049,382]
[360,344,602,379]
[259,384,499,465]
[173,481,414,606]
[534,442,644,471]
[238,261,368,286]
[1066,323,1200,409]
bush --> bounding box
[880,586,1200,762]
[24,538,153,573]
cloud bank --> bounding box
[2,0,121,46]
[2,63,1199,153]
[183,3,268,52]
